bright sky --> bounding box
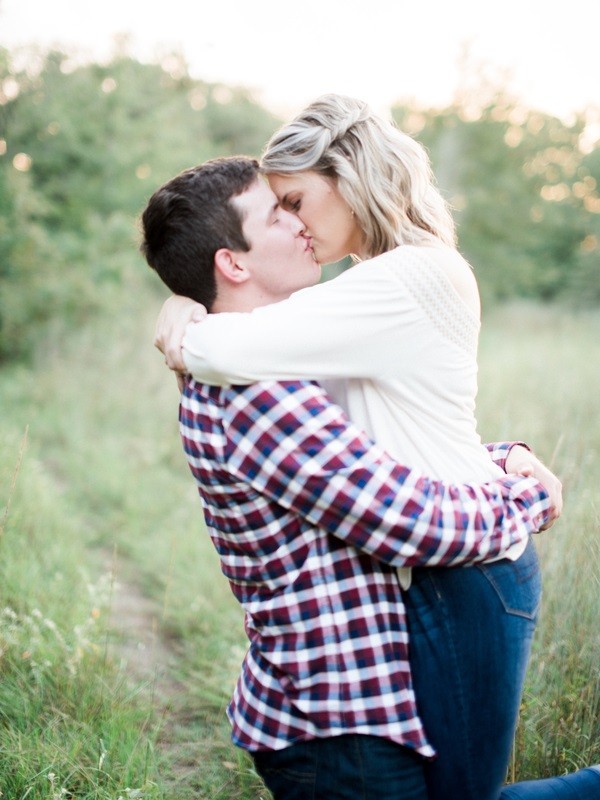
[1,0,599,123]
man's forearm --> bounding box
[226,382,551,569]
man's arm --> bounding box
[220,381,552,569]
[485,441,562,529]
[485,440,520,471]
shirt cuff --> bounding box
[486,441,531,473]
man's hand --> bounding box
[505,445,563,530]
[154,295,207,373]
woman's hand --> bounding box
[154,295,207,372]
[505,445,563,530]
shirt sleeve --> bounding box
[484,441,531,472]
[223,382,551,569]
[182,253,418,385]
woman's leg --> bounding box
[500,766,600,799]
[405,537,541,800]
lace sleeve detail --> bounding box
[398,249,480,356]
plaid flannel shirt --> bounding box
[179,378,550,756]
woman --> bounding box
[154,95,598,800]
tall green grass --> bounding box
[0,283,265,798]
[1,292,599,797]
[0,425,161,798]
[477,303,600,781]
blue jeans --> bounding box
[250,539,600,799]
[251,739,600,800]
[405,537,541,800]
[501,768,600,799]
[251,733,428,800]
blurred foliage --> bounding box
[0,45,599,364]
[0,46,280,362]
[393,93,600,305]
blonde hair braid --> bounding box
[261,94,456,258]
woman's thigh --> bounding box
[252,734,429,800]
[405,538,541,800]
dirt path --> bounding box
[103,552,203,788]
[106,552,180,699]
[102,552,255,796]
[109,562,180,705]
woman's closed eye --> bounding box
[283,197,301,213]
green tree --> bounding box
[0,46,281,362]
[392,99,600,304]
[2,50,279,230]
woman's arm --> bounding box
[154,295,207,373]
[156,253,417,385]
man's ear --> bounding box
[214,248,251,286]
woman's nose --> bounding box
[290,213,306,235]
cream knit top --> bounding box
[182,245,527,583]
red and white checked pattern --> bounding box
[180,379,550,755]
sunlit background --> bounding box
[1,0,598,124]
[1,2,600,798]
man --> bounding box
[140,157,556,799]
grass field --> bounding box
[1,295,599,798]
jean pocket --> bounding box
[475,540,542,620]
[253,740,317,789]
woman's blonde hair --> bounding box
[260,94,456,257]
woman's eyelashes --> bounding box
[284,197,301,213]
